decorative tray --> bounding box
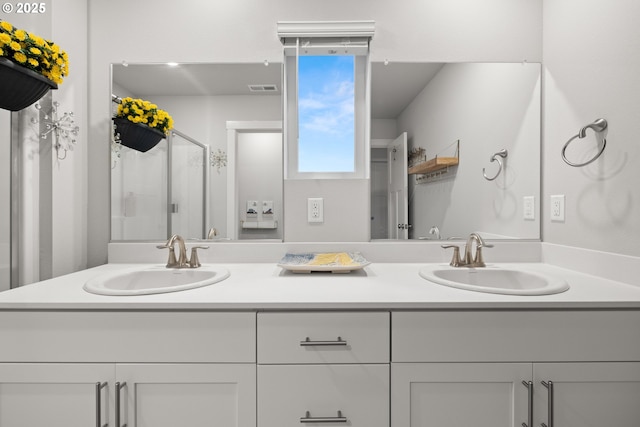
[277,252,370,273]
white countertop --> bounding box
[1,262,639,310]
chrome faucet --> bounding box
[441,232,493,267]
[157,234,208,268]
[428,225,441,240]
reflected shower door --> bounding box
[111,139,168,240]
[169,130,209,239]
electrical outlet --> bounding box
[550,195,565,222]
[307,198,324,223]
[523,196,535,220]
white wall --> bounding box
[397,63,541,240]
[543,0,640,257]
[87,0,542,264]
[51,0,88,276]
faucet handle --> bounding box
[441,244,463,267]
[156,243,178,268]
[189,246,209,268]
[473,243,493,267]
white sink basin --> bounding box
[83,265,230,296]
[419,264,569,296]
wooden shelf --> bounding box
[408,156,459,175]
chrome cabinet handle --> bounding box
[541,380,554,427]
[300,336,348,347]
[95,382,107,427]
[300,410,347,423]
[521,380,533,427]
[116,381,127,427]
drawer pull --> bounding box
[116,381,127,427]
[300,410,347,423]
[541,380,554,427]
[521,380,533,427]
[300,336,348,347]
[95,382,107,427]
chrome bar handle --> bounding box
[521,380,533,427]
[300,410,348,423]
[541,380,554,427]
[116,381,127,427]
[300,336,347,347]
[95,382,107,427]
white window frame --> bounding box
[278,21,374,180]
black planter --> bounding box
[0,57,58,111]
[113,117,166,153]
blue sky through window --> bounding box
[298,55,355,172]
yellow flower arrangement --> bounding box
[0,19,68,85]
[115,97,174,135]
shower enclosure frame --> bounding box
[166,129,210,239]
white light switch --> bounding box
[307,198,324,223]
[550,195,565,222]
[523,196,535,220]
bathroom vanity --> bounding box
[0,259,639,427]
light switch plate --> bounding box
[523,196,535,220]
[550,195,565,222]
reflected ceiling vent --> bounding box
[248,84,278,92]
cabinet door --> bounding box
[392,363,532,427]
[534,362,640,427]
[259,364,389,427]
[116,363,255,427]
[0,363,114,427]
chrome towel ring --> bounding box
[483,149,508,181]
[561,118,607,167]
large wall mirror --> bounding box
[111,62,283,241]
[111,61,540,242]
[370,61,541,241]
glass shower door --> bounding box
[168,130,209,239]
[111,139,169,241]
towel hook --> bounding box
[483,149,508,181]
[561,118,607,167]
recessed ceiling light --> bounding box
[167,62,179,67]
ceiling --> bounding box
[112,62,444,119]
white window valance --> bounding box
[277,21,375,56]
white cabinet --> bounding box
[534,362,640,427]
[0,363,114,427]
[259,364,389,427]
[117,363,256,427]
[392,363,532,427]
[257,312,390,427]
[0,311,257,427]
[391,311,640,427]
[257,311,389,364]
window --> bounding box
[298,55,355,173]
[278,21,374,179]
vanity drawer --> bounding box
[258,364,389,427]
[0,311,256,363]
[257,312,390,364]
[392,310,640,362]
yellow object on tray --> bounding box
[277,252,370,273]
[307,252,357,266]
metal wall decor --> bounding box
[33,101,79,160]
[210,148,227,173]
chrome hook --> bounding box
[562,118,608,167]
[483,149,508,181]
